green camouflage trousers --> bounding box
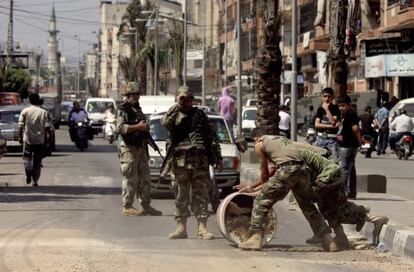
[119,145,151,208]
[250,164,331,236]
[171,168,210,221]
[314,170,367,229]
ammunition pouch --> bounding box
[122,131,146,147]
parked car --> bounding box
[39,93,61,129]
[0,92,21,106]
[0,105,27,152]
[0,132,6,159]
[147,111,241,197]
[85,97,117,134]
[0,105,55,154]
[60,100,73,125]
[242,107,257,142]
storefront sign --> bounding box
[386,54,414,77]
[365,55,386,78]
[365,54,414,78]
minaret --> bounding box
[47,5,59,74]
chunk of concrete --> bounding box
[356,174,387,193]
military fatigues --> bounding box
[116,102,152,209]
[301,149,366,229]
[161,104,222,221]
[250,136,331,238]
[250,136,366,234]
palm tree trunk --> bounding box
[255,0,282,135]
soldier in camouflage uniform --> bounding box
[116,82,162,217]
[161,86,223,240]
[239,128,388,251]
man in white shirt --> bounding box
[18,93,51,186]
[389,108,414,151]
[279,106,291,139]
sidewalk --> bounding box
[240,162,414,260]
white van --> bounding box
[85,97,117,133]
[139,95,176,117]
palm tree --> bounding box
[255,0,283,135]
[118,0,154,93]
[326,0,348,97]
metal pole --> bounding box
[236,0,242,137]
[154,9,159,95]
[183,0,187,86]
[224,0,227,86]
[77,35,80,96]
[280,0,285,105]
[201,2,206,105]
[291,0,298,141]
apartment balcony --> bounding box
[383,2,414,32]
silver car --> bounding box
[147,112,241,196]
[0,105,27,152]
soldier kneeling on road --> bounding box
[238,128,389,251]
[116,82,162,217]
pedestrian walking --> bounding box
[116,82,162,217]
[18,93,51,186]
[304,105,316,129]
[218,86,236,137]
[337,95,361,199]
[314,87,341,159]
[374,100,389,155]
[278,106,291,139]
[162,86,223,240]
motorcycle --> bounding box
[306,127,316,145]
[104,118,116,144]
[73,121,89,151]
[360,135,373,158]
[396,134,413,160]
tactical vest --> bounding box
[119,102,146,146]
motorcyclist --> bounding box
[104,104,116,121]
[389,108,414,151]
[68,101,89,141]
[359,106,378,149]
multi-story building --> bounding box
[296,0,414,100]
[99,1,129,99]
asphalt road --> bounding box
[0,129,412,272]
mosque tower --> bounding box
[47,5,59,74]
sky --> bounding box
[0,0,114,67]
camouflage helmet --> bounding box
[176,85,194,99]
[125,81,140,95]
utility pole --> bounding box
[7,0,14,65]
[201,2,206,106]
[183,0,188,86]
[154,8,159,95]
[291,0,298,141]
[224,0,227,86]
[74,35,81,96]
[236,0,242,137]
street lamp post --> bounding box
[183,0,187,86]
[291,0,298,141]
[74,34,81,96]
[236,0,242,137]
[154,9,159,95]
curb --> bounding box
[240,164,414,260]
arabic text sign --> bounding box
[386,54,414,77]
[365,55,386,78]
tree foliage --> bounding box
[0,68,32,99]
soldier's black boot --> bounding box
[139,204,162,216]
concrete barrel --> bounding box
[216,192,277,245]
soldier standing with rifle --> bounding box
[116,82,162,217]
[161,86,223,240]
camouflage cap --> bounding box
[125,81,140,95]
[176,86,194,99]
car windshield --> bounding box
[243,109,257,120]
[149,117,232,144]
[0,111,20,123]
[87,101,114,113]
[404,104,414,118]
[61,104,72,113]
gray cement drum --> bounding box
[216,192,277,245]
